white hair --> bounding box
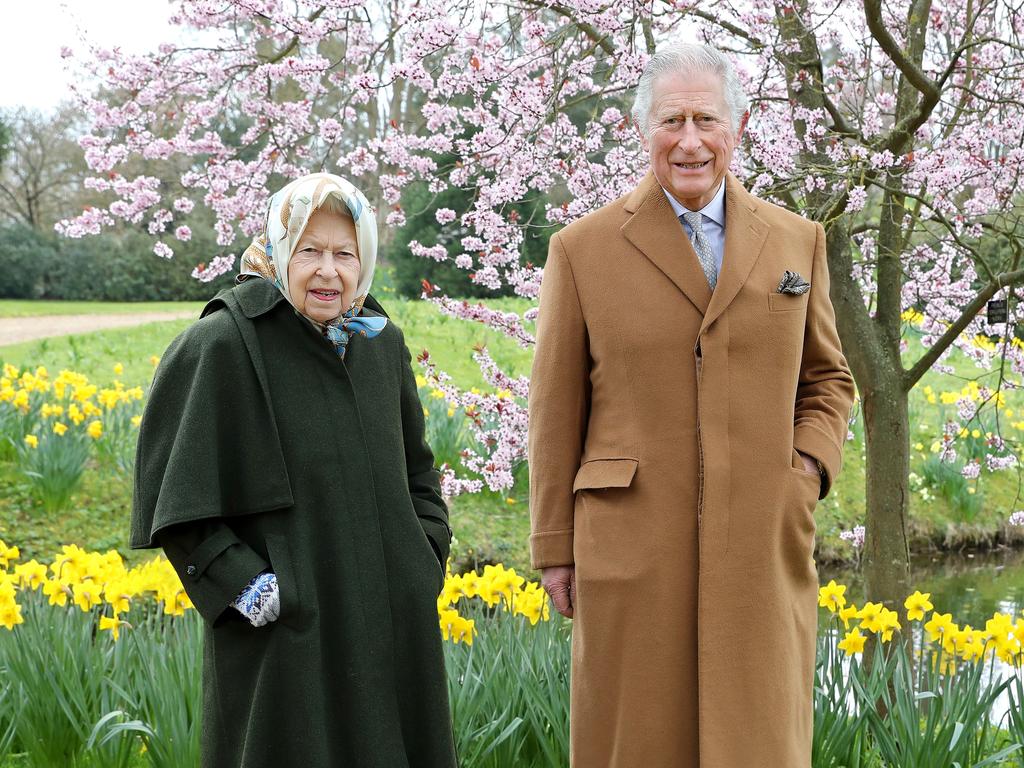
[631,42,749,137]
[317,192,356,221]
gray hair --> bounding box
[631,42,749,136]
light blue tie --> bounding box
[681,211,717,290]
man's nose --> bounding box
[675,121,702,153]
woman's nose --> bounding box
[315,250,335,276]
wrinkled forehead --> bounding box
[295,204,358,246]
[650,70,728,112]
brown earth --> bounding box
[0,311,196,346]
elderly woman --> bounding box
[130,173,457,767]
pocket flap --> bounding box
[573,458,639,492]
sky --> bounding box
[1,0,181,110]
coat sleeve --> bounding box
[397,330,452,567]
[792,222,856,498]
[154,519,269,626]
[528,233,591,570]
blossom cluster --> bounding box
[54,0,1024,501]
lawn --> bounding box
[1,297,1024,573]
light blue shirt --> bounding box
[662,181,726,274]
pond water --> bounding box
[818,547,1024,725]
[818,547,1024,628]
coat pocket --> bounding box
[572,457,639,492]
[264,532,305,630]
[768,291,810,312]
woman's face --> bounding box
[287,207,361,323]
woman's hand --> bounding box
[231,571,281,627]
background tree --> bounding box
[0,107,90,231]
[62,0,1024,610]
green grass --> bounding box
[0,300,204,317]
[2,300,1024,574]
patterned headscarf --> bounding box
[241,172,387,358]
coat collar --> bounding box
[621,171,769,331]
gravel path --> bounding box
[0,311,197,346]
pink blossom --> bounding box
[839,525,866,549]
[192,254,236,282]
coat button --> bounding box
[185,565,197,576]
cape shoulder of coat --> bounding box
[130,280,390,549]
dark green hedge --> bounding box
[0,224,234,301]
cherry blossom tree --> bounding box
[58,0,1024,609]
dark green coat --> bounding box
[130,279,457,768]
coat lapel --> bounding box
[621,172,711,316]
[700,174,768,333]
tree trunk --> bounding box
[862,383,912,609]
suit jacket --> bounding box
[528,171,855,767]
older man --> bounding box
[528,43,855,767]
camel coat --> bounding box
[528,172,855,767]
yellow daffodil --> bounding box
[857,602,885,634]
[838,603,859,630]
[924,611,955,643]
[113,363,124,377]
[86,420,103,439]
[98,614,127,641]
[0,541,20,569]
[13,560,47,589]
[0,601,24,630]
[879,608,901,642]
[131,415,142,427]
[68,403,85,425]
[42,578,71,607]
[23,434,38,449]
[838,628,866,656]
[904,591,933,622]
[818,580,847,613]
[149,355,160,367]
[52,422,68,436]
[12,390,29,412]
[73,582,102,612]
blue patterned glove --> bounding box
[231,572,280,627]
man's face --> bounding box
[640,69,746,211]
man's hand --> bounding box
[542,565,576,619]
[796,450,817,475]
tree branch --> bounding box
[904,266,1024,387]
[862,0,939,102]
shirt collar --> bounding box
[661,180,726,228]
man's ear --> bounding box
[635,119,649,152]
[736,110,750,143]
